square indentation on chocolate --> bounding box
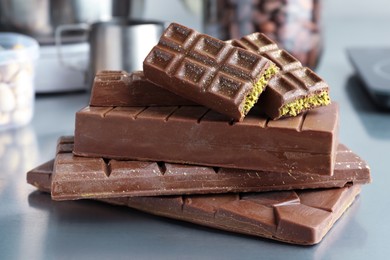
[159,36,185,53]
[244,33,278,53]
[263,49,301,72]
[208,72,246,100]
[269,75,305,95]
[290,68,324,87]
[193,35,228,61]
[225,49,262,72]
[163,23,194,47]
[144,47,178,71]
[175,59,209,87]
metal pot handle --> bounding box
[55,23,90,71]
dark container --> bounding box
[203,0,322,69]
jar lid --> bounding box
[0,33,39,66]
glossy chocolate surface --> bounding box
[143,23,276,121]
[74,103,339,175]
[90,70,195,107]
[51,136,369,200]
[27,162,361,245]
[232,33,329,119]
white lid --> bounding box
[0,33,40,66]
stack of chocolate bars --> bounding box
[27,23,371,245]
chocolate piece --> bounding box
[261,67,330,119]
[74,103,338,175]
[143,23,278,121]
[230,34,301,72]
[27,159,53,193]
[129,186,360,245]
[231,33,330,119]
[52,136,369,200]
[89,70,196,107]
[90,33,326,120]
[27,162,362,245]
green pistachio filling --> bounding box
[242,64,279,115]
[280,91,331,117]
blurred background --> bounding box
[1,0,389,92]
[0,0,389,92]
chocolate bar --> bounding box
[74,103,338,175]
[27,161,362,245]
[143,23,279,121]
[231,33,330,119]
[52,136,369,200]
[90,33,327,120]
[125,186,360,246]
[89,70,196,107]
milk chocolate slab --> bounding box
[27,162,362,245]
[231,33,330,119]
[27,159,53,193]
[74,103,338,175]
[53,136,369,200]
[143,23,278,121]
[89,70,196,107]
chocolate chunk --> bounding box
[143,23,278,121]
[51,136,370,200]
[231,33,330,119]
[90,70,196,107]
[74,103,339,175]
[128,188,360,246]
[27,162,362,245]
[26,159,53,193]
[90,32,328,120]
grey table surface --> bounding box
[1,1,390,259]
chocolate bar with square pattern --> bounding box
[27,161,362,245]
[73,103,338,175]
[89,70,196,107]
[51,136,369,200]
[143,23,278,121]
[231,33,330,119]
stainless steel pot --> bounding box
[0,0,144,44]
[56,18,166,87]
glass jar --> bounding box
[203,0,322,69]
[0,33,39,131]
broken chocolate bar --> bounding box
[260,68,330,119]
[74,103,338,175]
[125,186,360,245]
[90,70,196,107]
[143,23,279,121]
[27,162,362,245]
[231,33,330,119]
[52,136,369,200]
[90,33,326,120]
